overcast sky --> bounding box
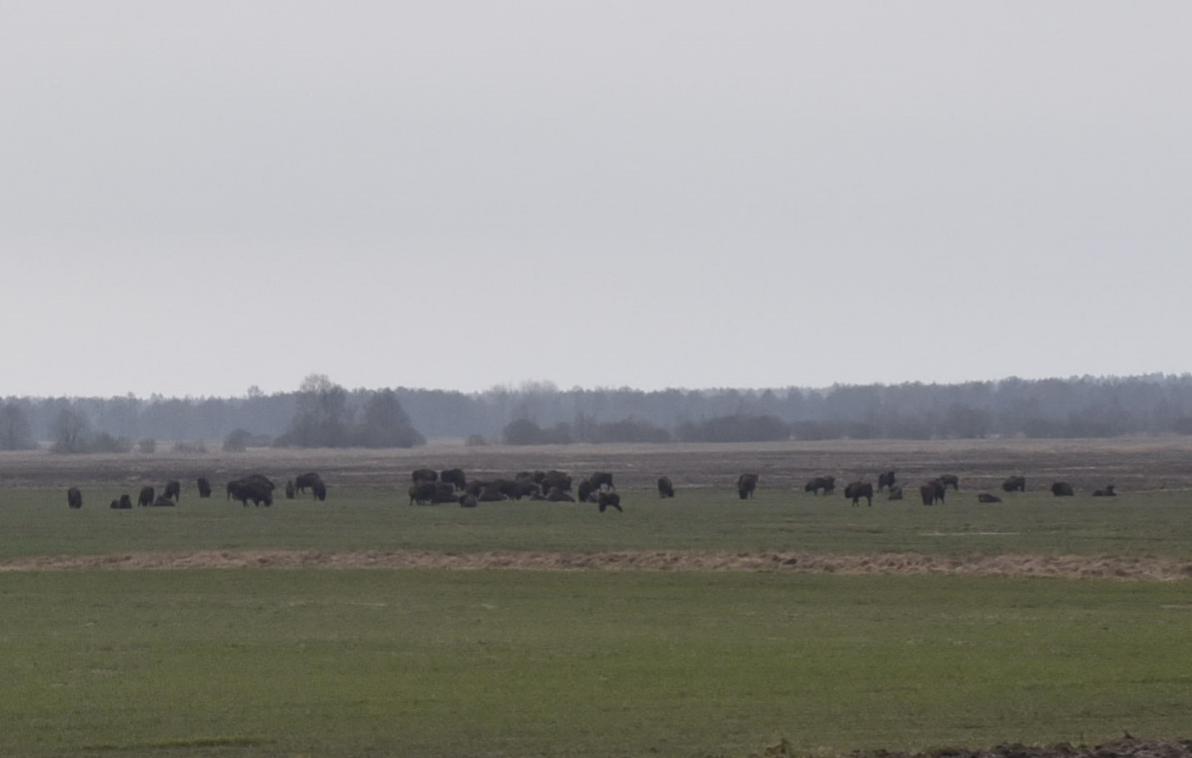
[2,2,1189,398]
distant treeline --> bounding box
[5,374,1192,450]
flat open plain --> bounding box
[2,439,1191,757]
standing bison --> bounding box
[737,473,759,500]
[657,476,675,498]
[588,472,615,491]
[295,472,323,495]
[163,480,181,502]
[440,468,467,491]
[67,487,83,509]
[920,480,946,506]
[1001,476,1026,493]
[137,486,156,508]
[196,477,212,498]
[937,474,960,491]
[844,481,874,507]
[804,476,836,495]
[411,468,438,485]
[597,491,622,513]
[877,471,896,491]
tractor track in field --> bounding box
[2,549,1191,581]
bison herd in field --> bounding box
[64,466,1119,511]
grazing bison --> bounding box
[196,477,212,498]
[546,487,576,502]
[844,481,874,507]
[1051,482,1075,497]
[118,493,133,510]
[67,487,83,509]
[295,472,323,494]
[163,480,181,502]
[887,485,903,501]
[878,471,896,491]
[459,494,478,508]
[408,482,436,505]
[109,498,121,510]
[1001,476,1026,493]
[152,494,176,507]
[804,476,836,495]
[440,468,467,491]
[1092,485,1117,497]
[137,486,156,508]
[657,476,675,498]
[285,481,296,499]
[312,481,327,501]
[920,480,946,506]
[227,476,275,507]
[411,468,438,484]
[737,473,759,500]
[597,491,622,512]
[978,493,1002,504]
[937,474,960,491]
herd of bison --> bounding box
[61,467,1119,512]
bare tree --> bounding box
[0,403,36,450]
[51,407,89,453]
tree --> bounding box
[353,389,425,448]
[222,428,252,452]
[51,407,89,453]
[0,403,35,450]
[279,374,352,448]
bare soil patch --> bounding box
[835,737,1192,758]
[3,549,1190,581]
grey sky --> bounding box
[2,1,1189,398]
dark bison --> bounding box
[920,480,946,506]
[1092,485,1117,497]
[589,472,615,491]
[227,476,275,507]
[440,468,467,491]
[67,487,83,509]
[312,481,327,501]
[844,481,874,507]
[577,479,596,503]
[937,474,959,491]
[196,477,212,498]
[597,491,622,513]
[118,493,133,509]
[408,482,436,505]
[887,485,903,501]
[411,468,438,484]
[152,494,176,507]
[804,476,836,495]
[542,471,572,493]
[737,473,759,500]
[477,484,506,502]
[137,486,156,508]
[285,480,296,499]
[459,494,478,508]
[1051,482,1075,497]
[878,471,896,491]
[295,472,323,494]
[978,493,1003,504]
[657,476,675,498]
[163,480,181,502]
[510,479,541,499]
[1001,476,1026,493]
[547,487,576,502]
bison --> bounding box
[411,468,438,484]
[67,487,83,509]
[542,471,572,493]
[227,476,274,507]
[295,472,323,494]
[285,480,296,499]
[459,494,478,508]
[737,473,759,500]
[163,480,181,502]
[1001,476,1026,493]
[878,471,896,491]
[844,481,874,507]
[937,474,959,491]
[409,482,436,505]
[577,479,596,503]
[977,493,1002,504]
[152,494,176,507]
[1092,485,1117,497]
[546,487,576,502]
[597,491,622,512]
[589,472,615,491]
[196,477,212,498]
[118,493,133,509]
[920,480,946,506]
[657,476,675,498]
[1051,482,1075,497]
[440,468,467,491]
[137,486,156,508]
[804,476,836,495]
[312,481,327,501]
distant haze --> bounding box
[2,2,1189,398]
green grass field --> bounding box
[3,482,1191,756]
[3,570,1191,758]
[2,486,1191,560]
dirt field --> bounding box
[4,436,1192,491]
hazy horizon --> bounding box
[4,2,1189,398]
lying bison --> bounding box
[137,486,156,508]
[657,476,675,498]
[110,495,132,510]
[1002,476,1026,493]
[804,476,835,495]
[1092,485,1117,497]
[878,471,896,491]
[737,473,759,500]
[978,493,1002,504]
[844,481,874,507]
[163,480,181,502]
[196,477,212,498]
[1051,482,1075,497]
[67,487,83,509]
[459,494,478,508]
[152,494,176,507]
[547,487,575,502]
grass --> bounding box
[2,486,1192,561]
[2,569,1191,757]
